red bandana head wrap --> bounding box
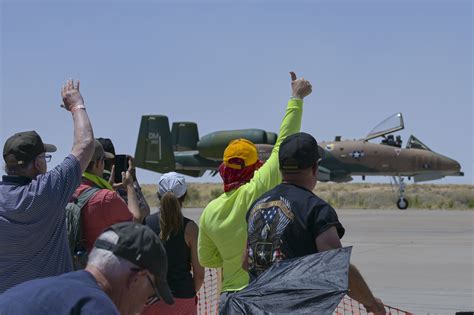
[219,158,264,192]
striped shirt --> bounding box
[0,155,81,293]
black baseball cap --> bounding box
[96,138,116,156]
[279,132,325,171]
[91,140,115,161]
[94,222,174,305]
[3,130,57,165]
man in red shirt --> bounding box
[74,140,149,252]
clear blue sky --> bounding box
[1,0,472,185]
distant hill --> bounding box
[141,182,474,210]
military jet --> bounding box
[134,113,463,209]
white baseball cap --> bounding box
[158,172,187,198]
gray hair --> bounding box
[87,230,136,274]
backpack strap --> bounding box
[76,186,101,209]
[145,213,161,236]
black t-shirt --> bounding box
[246,183,345,280]
[0,270,119,314]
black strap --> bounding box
[145,213,161,236]
[94,239,117,252]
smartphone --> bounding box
[114,154,129,184]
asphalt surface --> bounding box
[177,208,474,314]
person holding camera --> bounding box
[72,140,149,255]
[96,137,150,217]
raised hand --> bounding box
[109,165,123,189]
[127,156,137,180]
[122,157,135,187]
[61,79,85,111]
[112,156,136,190]
[290,71,312,99]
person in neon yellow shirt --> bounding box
[197,72,313,310]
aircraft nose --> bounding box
[438,155,462,174]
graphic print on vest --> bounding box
[247,197,294,277]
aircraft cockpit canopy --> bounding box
[406,135,432,151]
[364,113,404,141]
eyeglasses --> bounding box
[37,154,52,163]
[145,275,160,306]
[130,268,160,306]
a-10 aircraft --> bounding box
[134,113,463,209]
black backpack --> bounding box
[65,187,100,270]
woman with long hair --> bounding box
[142,172,204,315]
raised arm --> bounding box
[275,71,312,149]
[61,79,94,172]
[129,157,151,215]
[122,157,148,222]
[247,72,313,199]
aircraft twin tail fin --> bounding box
[171,122,200,151]
[134,115,176,173]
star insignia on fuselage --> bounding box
[350,150,365,159]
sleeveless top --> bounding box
[145,214,195,298]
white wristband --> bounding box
[71,104,86,112]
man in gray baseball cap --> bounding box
[94,222,174,306]
[0,222,173,315]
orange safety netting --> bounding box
[196,268,220,314]
[334,296,413,315]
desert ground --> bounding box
[142,182,474,210]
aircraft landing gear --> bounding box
[397,197,409,210]
[392,176,409,210]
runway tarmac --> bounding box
[178,208,473,314]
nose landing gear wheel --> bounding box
[397,197,409,210]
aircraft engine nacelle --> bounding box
[197,129,277,160]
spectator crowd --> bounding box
[0,75,385,314]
